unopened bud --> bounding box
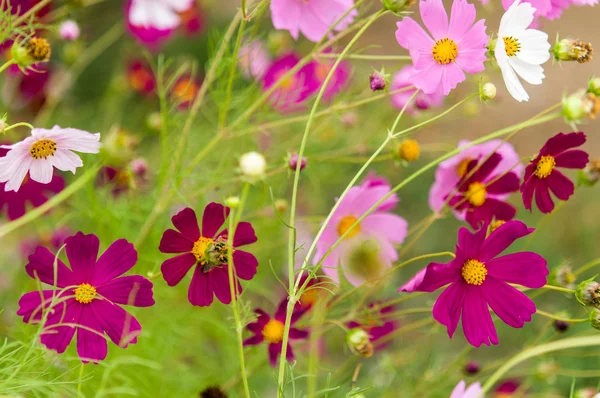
[11,37,51,69]
[552,264,577,289]
[288,153,306,172]
[589,308,600,330]
[346,328,373,358]
[576,278,600,308]
[554,319,570,332]
[396,139,420,162]
[370,71,386,92]
[464,361,480,375]
[588,76,600,97]
[274,199,288,213]
[59,20,80,41]
[554,39,593,63]
[225,196,240,209]
[129,158,148,177]
[584,92,600,120]
[480,82,496,101]
[239,151,267,180]
[581,159,600,185]
[563,90,589,122]
[381,0,416,13]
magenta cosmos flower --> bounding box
[238,40,272,81]
[126,0,193,48]
[391,65,444,115]
[309,57,351,101]
[400,220,548,347]
[429,140,523,218]
[127,59,156,96]
[159,203,258,307]
[521,132,588,214]
[447,153,521,229]
[314,172,408,286]
[243,299,308,366]
[395,0,488,95]
[17,232,155,363]
[347,303,400,349]
[270,0,357,43]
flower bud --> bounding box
[129,158,148,177]
[239,151,267,180]
[584,92,600,120]
[554,38,593,63]
[589,308,600,330]
[225,196,240,209]
[581,159,600,186]
[370,71,387,92]
[480,82,496,101]
[396,139,420,162]
[200,385,228,398]
[341,111,358,127]
[59,20,80,41]
[288,153,306,172]
[551,264,576,289]
[274,199,288,213]
[381,0,416,14]
[464,361,480,375]
[563,90,589,122]
[146,112,162,132]
[576,278,600,308]
[553,320,570,332]
[11,37,51,69]
[588,76,600,97]
[346,328,373,358]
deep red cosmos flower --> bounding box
[521,132,589,214]
[243,299,309,366]
[400,221,548,347]
[126,59,156,96]
[17,232,155,363]
[159,203,258,306]
[347,303,400,349]
[447,153,520,229]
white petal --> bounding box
[164,0,193,12]
[46,128,101,153]
[1,155,32,192]
[51,149,83,173]
[508,57,545,85]
[496,44,529,102]
[0,145,31,182]
[129,0,181,29]
[517,29,551,65]
[29,159,54,184]
[500,1,535,37]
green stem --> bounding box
[317,53,411,61]
[219,18,247,129]
[77,363,85,397]
[536,310,587,323]
[0,59,15,74]
[3,122,33,132]
[574,258,600,277]
[540,284,575,294]
[13,0,52,25]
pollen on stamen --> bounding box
[337,216,360,238]
[465,182,487,207]
[432,38,458,65]
[461,259,487,285]
[192,236,213,264]
[74,283,97,304]
[262,319,285,344]
[503,36,520,57]
[534,155,556,179]
[30,139,57,160]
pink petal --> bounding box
[211,267,234,304]
[399,260,461,292]
[93,299,141,348]
[17,290,55,323]
[202,202,230,238]
[361,213,408,244]
[482,277,536,328]
[534,180,555,214]
[521,165,536,212]
[457,225,486,259]
[97,275,154,307]
[486,252,548,288]
[289,327,309,339]
[93,239,137,285]
[171,207,200,241]
[441,62,466,95]
[218,222,258,247]
[233,250,258,280]
[77,306,108,364]
[554,149,589,169]
[412,62,444,94]
[243,334,264,346]
[188,266,213,306]
[420,0,449,40]
[432,280,466,338]
[448,0,476,41]
[395,18,434,63]
[159,229,194,253]
[480,220,534,261]
[454,20,488,74]
[65,232,99,283]
[26,246,76,287]
[161,253,196,286]
[461,287,498,347]
[270,0,302,40]
[546,170,575,201]
[40,299,81,354]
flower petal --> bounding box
[399,259,461,293]
[495,40,529,102]
[482,277,536,328]
[268,342,282,366]
[17,290,56,323]
[516,29,551,65]
[486,172,520,194]
[243,334,264,346]
[508,57,545,85]
[546,170,575,201]
[420,0,448,40]
[202,202,230,238]
[360,213,408,244]
[448,0,475,41]
[171,207,200,241]
[92,299,141,348]
[65,232,99,283]
[93,239,138,285]
[50,149,83,173]
[486,252,548,287]
[395,18,434,60]
[480,220,534,261]
[29,159,54,184]
[289,327,309,339]
[554,149,589,169]
[461,287,498,347]
[40,299,80,354]
[432,280,466,338]
[161,253,196,287]
[188,266,213,306]
[77,306,108,364]
[540,132,586,157]
[218,222,258,247]
[97,275,154,307]
[457,225,486,259]
[534,179,554,213]
[233,250,258,280]
[26,246,76,288]
[159,229,194,253]
[211,267,234,304]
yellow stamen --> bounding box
[489,219,506,233]
[456,158,473,178]
[262,319,285,344]
[337,216,360,238]
[465,182,487,207]
[74,283,97,304]
[30,139,56,160]
[503,36,520,57]
[534,155,556,179]
[432,38,458,65]
[398,139,420,162]
[25,37,51,62]
[461,259,487,285]
[192,236,213,264]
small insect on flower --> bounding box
[159,203,258,307]
[346,327,373,358]
[521,132,589,214]
[450,380,483,398]
[495,0,551,102]
[11,37,51,70]
[243,299,308,366]
[0,126,101,192]
[17,232,155,363]
[395,0,489,95]
[400,220,548,347]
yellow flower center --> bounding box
[300,288,319,307]
[30,139,57,160]
[337,216,360,238]
[432,38,458,65]
[489,219,506,233]
[25,37,51,62]
[465,182,487,207]
[534,155,556,179]
[74,283,97,304]
[503,36,520,57]
[461,259,487,285]
[398,139,420,162]
[192,236,214,264]
[129,68,153,91]
[262,319,285,344]
[315,63,331,81]
[173,79,198,103]
[275,70,296,91]
[456,158,473,178]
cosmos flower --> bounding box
[450,380,483,398]
[390,65,444,115]
[495,0,551,102]
[429,140,523,218]
[270,0,357,43]
[170,75,201,109]
[446,153,521,229]
[314,172,407,286]
[127,59,156,96]
[243,299,308,366]
[59,20,80,41]
[400,220,548,347]
[521,132,588,213]
[347,303,400,349]
[395,0,488,95]
[238,40,271,80]
[17,232,155,363]
[158,203,258,307]
[0,126,101,192]
[125,0,193,48]
[309,57,351,101]
[97,164,145,197]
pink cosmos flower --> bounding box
[58,20,80,41]
[447,153,521,229]
[125,0,193,48]
[450,380,483,398]
[347,303,400,349]
[243,299,308,366]
[17,232,155,363]
[262,54,320,112]
[314,173,408,286]
[270,0,357,43]
[127,59,156,96]
[395,0,489,95]
[400,220,548,347]
[0,126,101,192]
[238,40,272,80]
[158,203,258,307]
[521,132,588,214]
[502,0,597,20]
[309,57,351,101]
[170,75,201,109]
[391,65,444,115]
[429,140,523,218]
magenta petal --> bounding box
[17,290,55,323]
[40,299,81,354]
[554,149,589,169]
[97,276,155,307]
[26,246,75,288]
[540,132,586,157]
[289,327,309,339]
[486,252,548,288]
[248,309,270,334]
[432,280,466,338]
[399,260,461,293]
[480,220,534,262]
[520,165,536,212]
[463,153,502,186]
[93,299,141,348]
[483,277,536,328]
[65,232,99,283]
[161,253,196,287]
[534,180,554,214]
[188,266,213,306]
[546,170,575,201]
[211,267,233,304]
[243,334,264,346]
[93,239,137,285]
[159,229,194,253]
[457,225,486,259]
[268,342,282,366]
[233,250,258,280]
[77,306,107,364]
[171,208,201,241]
[222,222,258,247]
[461,287,498,347]
[202,202,230,238]
[486,172,520,194]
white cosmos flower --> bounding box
[495,0,551,102]
[0,126,101,192]
[129,0,193,30]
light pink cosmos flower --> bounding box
[58,20,80,41]
[391,65,444,115]
[428,140,523,218]
[270,0,357,43]
[502,0,597,20]
[450,380,483,398]
[314,173,407,286]
[238,40,272,80]
[126,0,193,48]
[395,0,489,95]
[0,126,101,192]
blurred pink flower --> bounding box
[395,0,488,95]
[450,380,483,398]
[391,65,444,114]
[59,20,80,41]
[502,0,597,20]
[310,57,351,101]
[238,40,271,80]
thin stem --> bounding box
[0,59,15,74]
[317,53,412,61]
[3,121,33,132]
[374,318,435,346]
[574,258,600,277]
[77,363,85,397]
[540,284,575,294]
[219,18,247,129]
[13,0,52,25]
[536,310,587,323]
